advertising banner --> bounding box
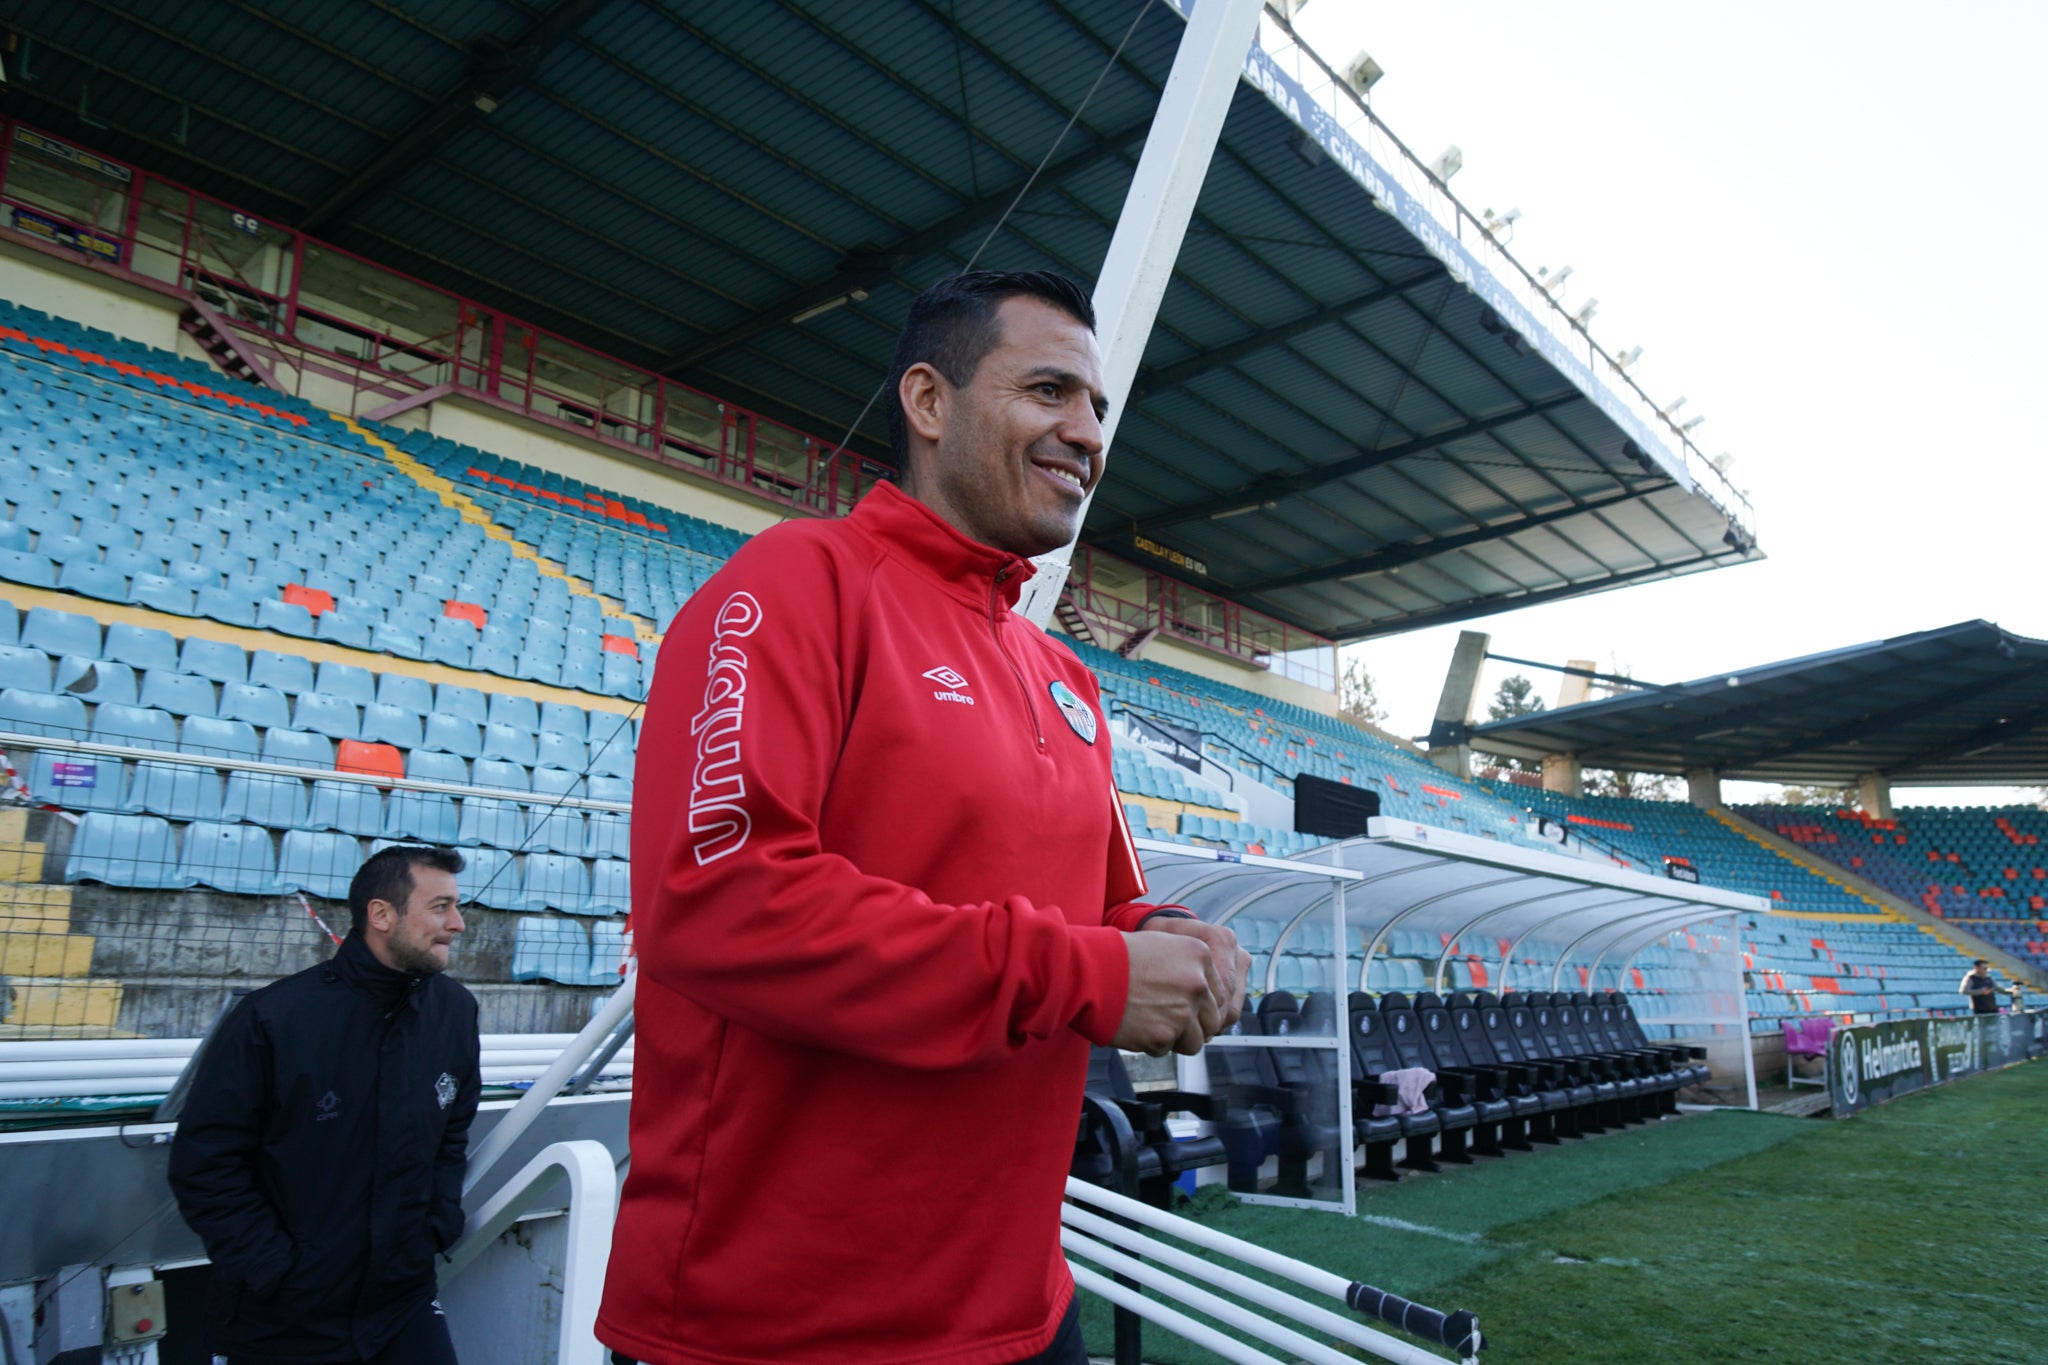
[8,206,126,265]
[1828,1010,2042,1116]
[1120,709,1204,773]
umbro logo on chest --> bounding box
[922,666,975,705]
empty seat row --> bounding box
[27,746,628,853]
[63,813,629,913]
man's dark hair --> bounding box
[1974,959,1990,967]
[349,845,465,935]
[884,270,1096,467]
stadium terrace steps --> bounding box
[339,417,661,644]
[0,314,660,703]
[0,808,126,1037]
[1716,805,2048,989]
[387,426,744,640]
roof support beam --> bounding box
[1728,661,2048,769]
[298,0,612,234]
[657,113,1157,376]
[1231,480,1665,595]
[1128,263,1446,401]
[1133,392,1583,535]
[1886,695,2048,776]
[1318,547,1743,644]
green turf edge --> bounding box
[1082,1062,2048,1364]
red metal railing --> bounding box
[0,117,1335,687]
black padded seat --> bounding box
[1202,1011,1294,1193]
[1078,1046,1230,1206]
[1253,992,1348,1198]
[1346,991,1441,1179]
[1414,991,1524,1156]
[1446,992,1545,1147]
[1378,992,1478,1164]
[1498,991,1604,1136]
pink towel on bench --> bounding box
[1374,1067,1436,1116]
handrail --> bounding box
[1111,700,1290,793]
[0,730,633,812]
[464,973,636,1197]
[1063,1179,1481,1364]
[442,1138,617,1365]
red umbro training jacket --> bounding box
[598,481,1169,1365]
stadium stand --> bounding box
[1737,803,2048,976]
[0,288,1999,1053]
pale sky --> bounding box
[1282,1,2048,806]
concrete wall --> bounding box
[0,241,183,351]
[21,811,607,1038]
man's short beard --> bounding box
[389,930,449,976]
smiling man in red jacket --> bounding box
[598,270,1249,1365]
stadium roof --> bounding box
[4,0,1760,640]
[1469,621,2048,786]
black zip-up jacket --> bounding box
[168,933,482,1362]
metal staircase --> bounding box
[177,298,283,392]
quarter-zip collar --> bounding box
[848,481,1035,616]
[330,930,427,1017]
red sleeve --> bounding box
[634,533,1130,1068]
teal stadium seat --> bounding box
[55,657,137,706]
[178,821,280,895]
[102,623,179,673]
[65,812,187,888]
[277,830,363,900]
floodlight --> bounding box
[1272,0,1311,19]
[1211,500,1277,521]
[1613,345,1643,371]
[1342,51,1385,97]
[1428,145,1463,183]
[1662,395,1688,418]
[1572,298,1598,327]
[1538,264,1573,295]
[790,289,871,325]
[1679,414,1705,434]
[473,92,501,115]
[1482,207,1522,239]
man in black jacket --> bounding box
[170,845,482,1364]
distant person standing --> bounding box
[169,846,480,1365]
[1960,959,2001,1015]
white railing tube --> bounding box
[463,973,635,1196]
[1063,1228,1377,1365]
[1061,1204,1447,1365]
[1067,1263,1284,1365]
[441,1138,616,1365]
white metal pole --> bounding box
[1018,0,1266,628]
[1069,1263,1286,1365]
[1067,1176,1347,1300]
[1063,1229,1389,1365]
[464,973,636,1196]
[1062,1206,1449,1365]
[1333,877,1356,1215]
[1735,916,1759,1109]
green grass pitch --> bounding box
[1079,1060,2046,1364]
